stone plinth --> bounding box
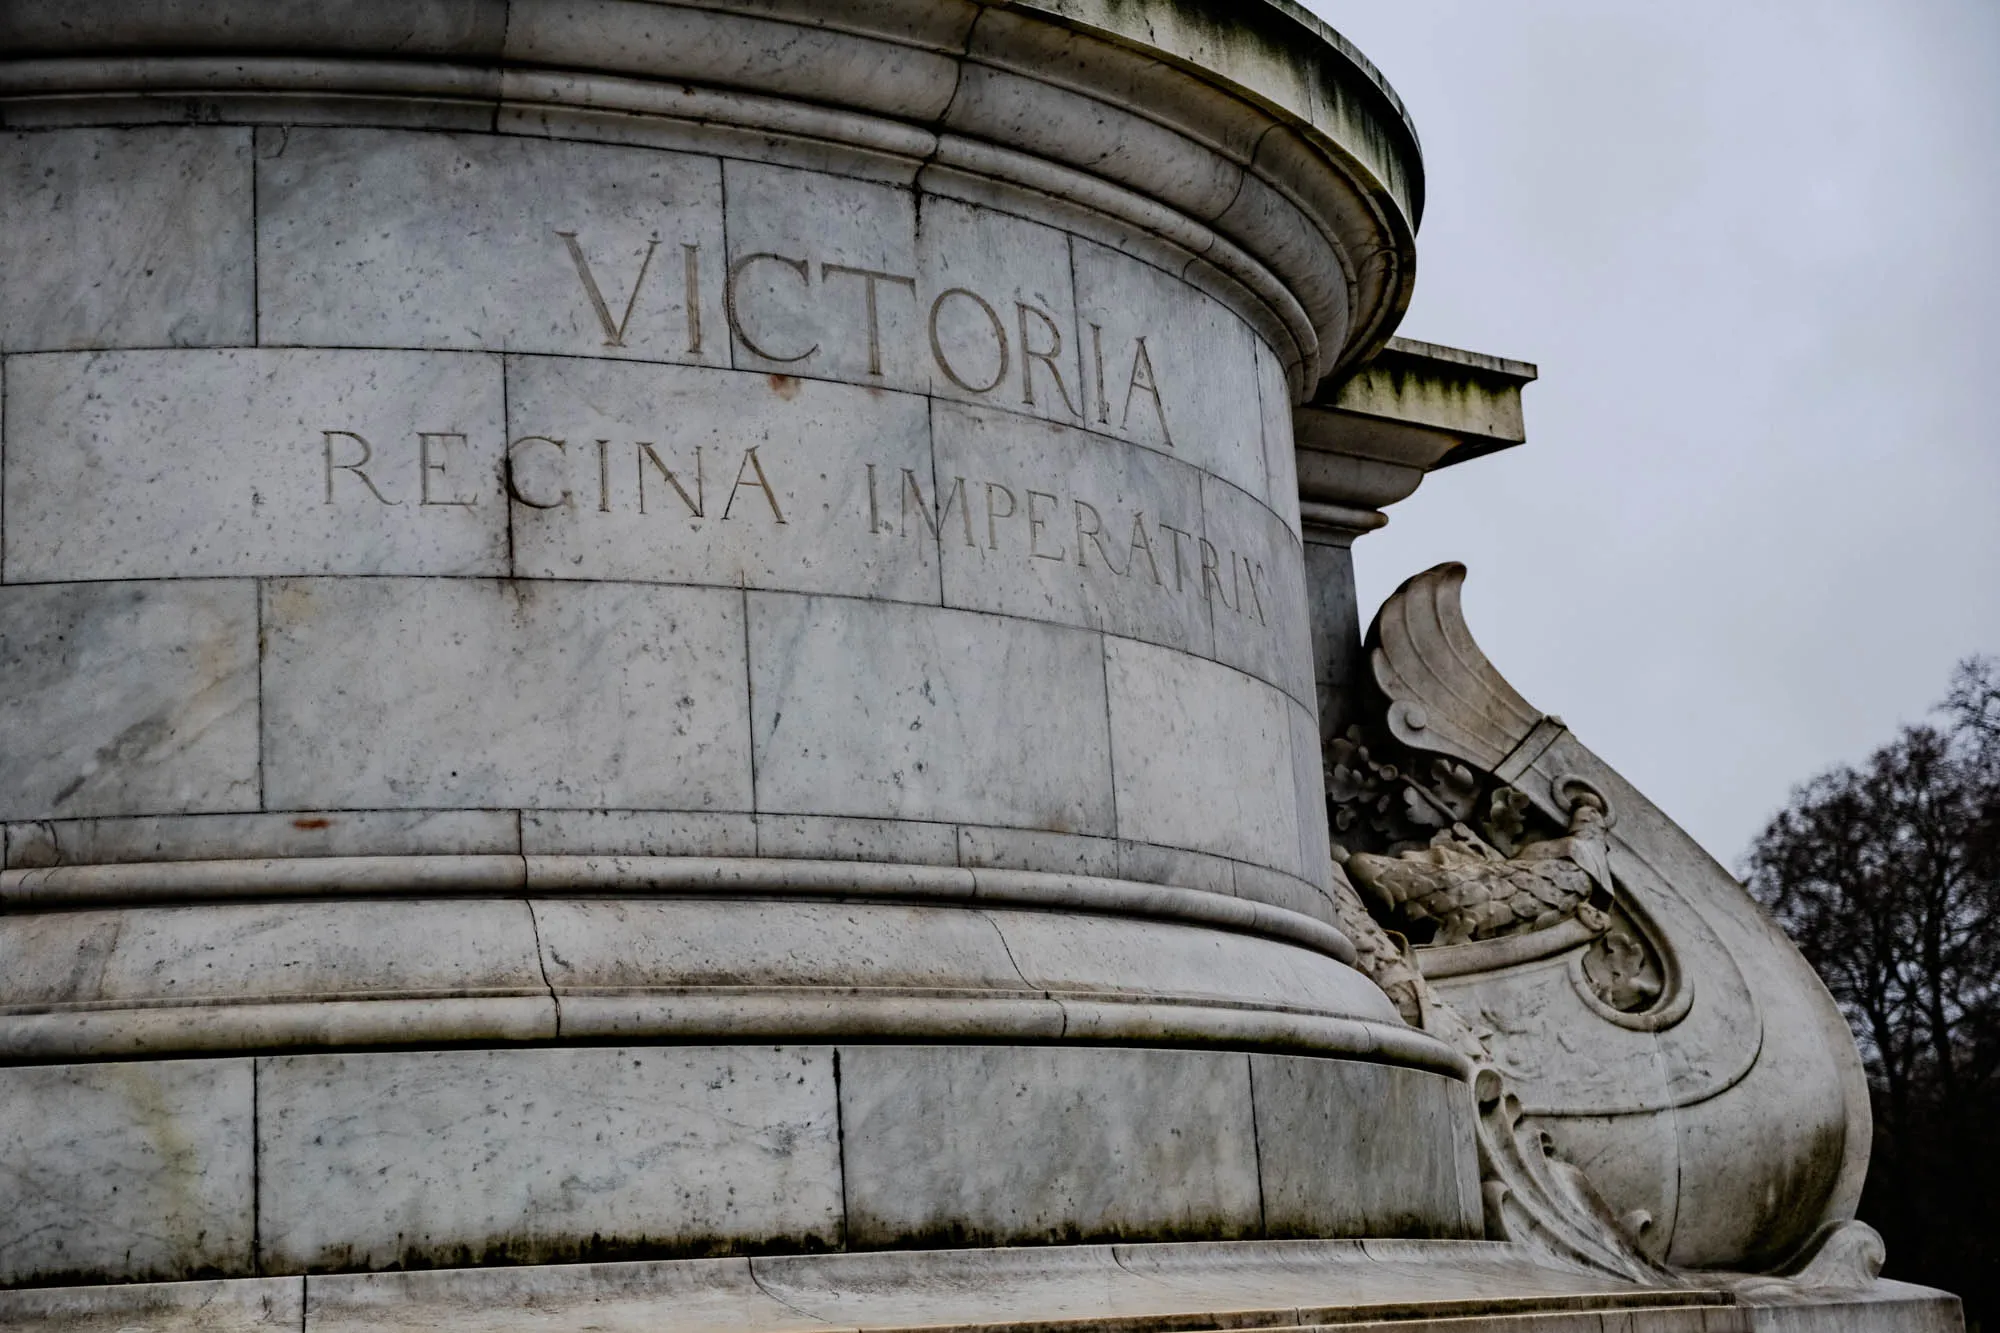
[0,0,1476,1291]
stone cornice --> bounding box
[0,0,1424,395]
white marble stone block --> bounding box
[1104,636,1307,877]
[986,910,1394,1020]
[0,1059,253,1285]
[929,400,1214,655]
[944,63,1245,224]
[0,580,259,821]
[1201,471,1315,706]
[957,825,1121,877]
[720,159,926,387]
[753,813,961,865]
[747,592,1114,833]
[915,197,1086,429]
[504,355,935,599]
[1233,860,1336,923]
[837,1045,1262,1246]
[1254,337,1302,534]
[502,1,969,124]
[3,349,508,581]
[259,578,750,811]
[0,127,253,351]
[1,900,546,1013]
[256,129,728,364]
[532,899,1029,994]
[257,1047,842,1272]
[1116,839,1240,897]
[4,809,520,868]
[520,809,757,858]
[0,1276,303,1333]
[1071,237,1269,499]
[1288,695,1334,889]
[299,1257,796,1333]
[1249,1057,1483,1238]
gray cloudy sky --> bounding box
[1303,0,2000,866]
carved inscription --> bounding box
[290,236,1266,633]
[310,427,1270,635]
[558,229,1173,444]
[323,430,485,507]
[322,430,785,524]
[866,463,1269,627]
[557,231,704,354]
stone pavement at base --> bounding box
[0,1240,1958,1333]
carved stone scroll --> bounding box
[1337,562,1875,1274]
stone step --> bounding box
[1,1238,1952,1333]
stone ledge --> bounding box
[0,861,1491,1071]
[5,1238,1955,1333]
[0,853,1355,962]
[1294,337,1539,538]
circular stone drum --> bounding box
[0,0,1474,1285]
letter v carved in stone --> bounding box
[557,231,660,347]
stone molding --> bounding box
[0,854,1510,1076]
[1298,337,1540,541]
[0,0,1425,393]
[0,852,1357,960]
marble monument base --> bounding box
[0,1240,1959,1333]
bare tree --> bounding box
[1745,657,2000,1320]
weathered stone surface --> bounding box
[753,813,960,866]
[1250,1057,1483,1238]
[533,899,1027,994]
[303,1259,794,1333]
[0,1059,253,1285]
[746,593,1113,833]
[520,809,757,858]
[1104,636,1308,877]
[260,578,750,811]
[720,158,924,386]
[257,129,728,364]
[1256,337,1303,535]
[958,825,1121,877]
[0,1239,1773,1333]
[913,196,1084,429]
[4,809,519,868]
[987,910,1394,1019]
[1072,236,1268,500]
[838,1045,1262,1246]
[0,1279,303,1333]
[0,900,546,1013]
[1234,857,1336,924]
[3,350,507,581]
[0,581,259,821]
[505,355,933,598]
[503,3,970,124]
[257,1047,842,1272]
[1116,839,1241,897]
[1201,470,1315,706]
[929,400,1215,655]
[1289,694,1335,889]
[0,127,253,352]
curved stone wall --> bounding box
[1,120,1335,908]
[0,0,1464,1286]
